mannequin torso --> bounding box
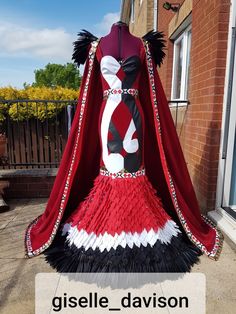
[95,22,144,174]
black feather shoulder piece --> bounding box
[72,29,98,66]
[142,30,167,67]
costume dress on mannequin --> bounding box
[24,23,224,273]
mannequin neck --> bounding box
[109,22,130,36]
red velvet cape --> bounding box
[24,39,223,260]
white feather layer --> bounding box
[62,220,182,252]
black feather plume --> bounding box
[142,30,167,67]
[72,29,98,66]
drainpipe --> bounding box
[120,0,125,21]
[153,0,158,31]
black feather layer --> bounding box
[44,229,202,273]
[72,29,98,66]
[142,29,167,67]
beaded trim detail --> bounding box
[143,39,224,261]
[100,168,145,179]
[103,88,138,99]
[24,39,100,258]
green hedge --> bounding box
[0,86,79,121]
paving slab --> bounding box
[0,199,236,314]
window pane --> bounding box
[171,26,192,102]
[174,38,183,99]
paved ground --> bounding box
[0,198,236,314]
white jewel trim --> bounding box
[103,88,139,98]
[100,168,145,179]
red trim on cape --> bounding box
[24,39,223,260]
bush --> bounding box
[0,86,79,121]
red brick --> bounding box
[149,0,230,211]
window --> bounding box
[171,25,192,103]
[139,0,143,6]
[131,0,135,23]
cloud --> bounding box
[0,11,121,62]
[0,67,35,88]
[95,12,120,35]
[0,21,73,62]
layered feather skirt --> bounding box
[44,171,202,272]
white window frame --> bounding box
[170,24,192,107]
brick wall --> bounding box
[1,169,57,198]
[184,0,229,212]
[158,0,230,212]
[129,0,154,36]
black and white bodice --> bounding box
[98,54,145,174]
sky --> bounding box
[0,0,121,88]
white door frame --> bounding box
[215,0,236,211]
[222,59,236,209]
[209,0,236,244]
